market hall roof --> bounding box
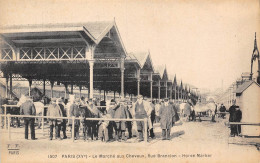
[0,21,129,93]
[0,21,127,59]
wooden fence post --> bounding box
[72,116,75,142]
[0,113,2,129]
[7,114,11,140]
[4,105,7,130]
[144,118,148,144]
[41,111,44,135]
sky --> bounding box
[0,0,259,92]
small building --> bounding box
[235,80,260,136]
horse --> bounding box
[65,94,75,125]
[178,102,195,121]
[78,102,102,141]
[193,102,217,122]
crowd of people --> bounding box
[0,94,243,141]
[0,94,181,142]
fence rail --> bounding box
[1,104,107,130]
[225,122,260,126]
[0,113,148,143]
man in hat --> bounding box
[126,99,133,139]
[114,98,129,141]
[228,100,237,137]
[57,98,67,139]
[20,96,37,140]
[47,98,63,140]
[69,98,81,140]
[133,95,152,142]
[159,98,176,140]
[107,99,119,141]
[228,100,240,137]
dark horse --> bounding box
[79,105,100,141]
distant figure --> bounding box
[20,96,37,140]
[219,104,227,119]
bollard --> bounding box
[144,118,148,144]
[4,105,7,130]
[7,114,11,140]
[72,116,75,142]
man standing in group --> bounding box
[69,98,81,140]
[114,98,129,142]
[107,99,119,141]
[228,100,238,137]
[86,98,101,141]
[20,96,37,140]
[159,98,176,140]
[133,95,152,142]
[57,98,67,139]
[47,98,63,140]
[126,99,133,139]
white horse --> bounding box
[65,94,75,124]
[193,102,217,122]
[178,102,195,121]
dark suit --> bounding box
[228,105,239,136]
[20,100,36,139]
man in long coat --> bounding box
[228,100,238,137]
[114,98,129,141]
[159,98,176,140]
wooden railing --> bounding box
[0,105,148,143]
